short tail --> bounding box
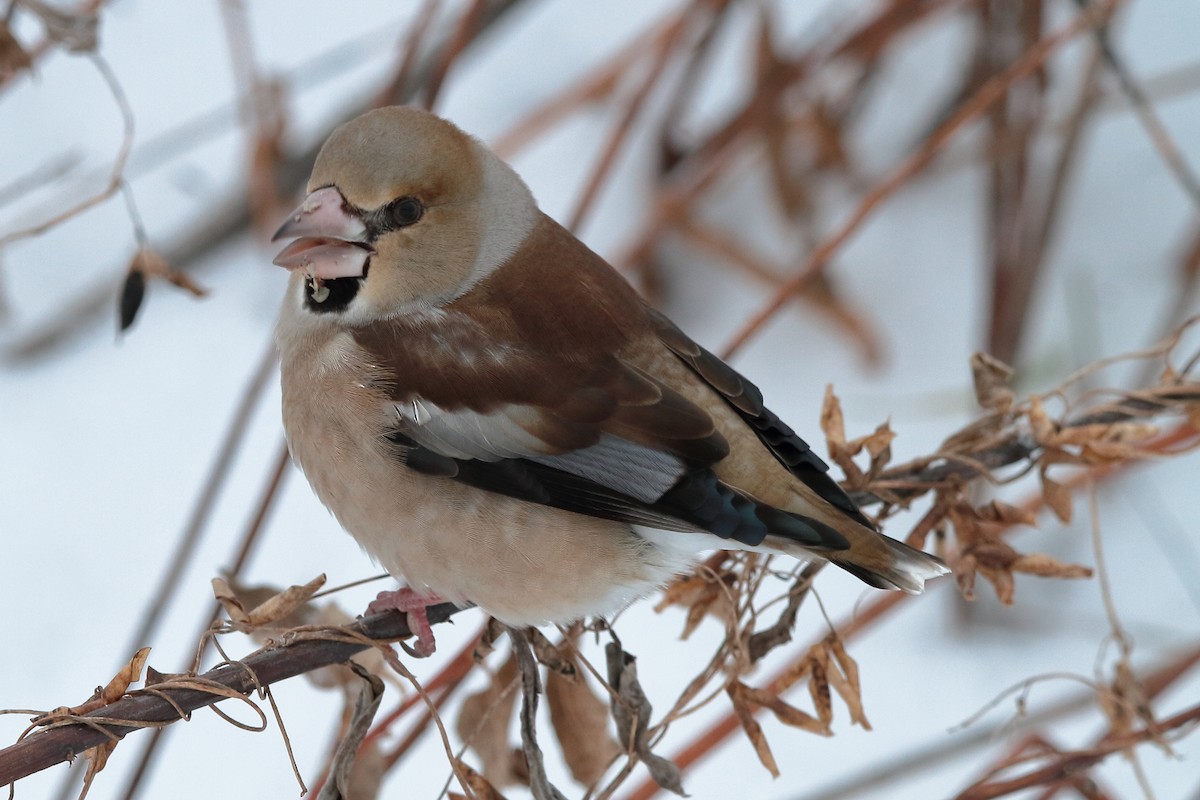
[830,536,950,594]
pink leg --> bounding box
[367,588,442,657]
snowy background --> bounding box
[2,1,1200,798]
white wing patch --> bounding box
[394,399,546,460]
[390,399,687,502]
[529,435,684,503]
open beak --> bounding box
[272,187,373,280]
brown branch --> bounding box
[0,604,465,788]
[955,701,1200,800]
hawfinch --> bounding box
[273,106,947,653]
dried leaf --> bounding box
[451,760,510,800]
[821,385,867,485]
[736,680,827,735]
[318,662,384,800]
[979,564,1016,605]
[970,352,1016,413]
[509,628,568,800]
[97,646,151,706]
[726,682,780,778]
[80,740,116,798]
[1080,438,1153,464]
[954,552,978,601]
[213,574,326,631]
[546,656,619,786]
[241,574,326,627]
[1028,396,1057,444]
[527,628,575,677]
[456,653,521,788]
[212,577,251,624]
[0,23,32,81]
[845,420,894,476]
[1040,468,1073,523]
[808,648,833,728]
[821,385,847,453]
[824,635,871,730]
[605,643,685,796]
[475,617,508,662]
[748,572,813,662]
[1010,553,1093,579]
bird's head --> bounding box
[273,106,537,323]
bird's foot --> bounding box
[367,588,442,657]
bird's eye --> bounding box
[386,197,424,228]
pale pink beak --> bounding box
[272,187,373,280]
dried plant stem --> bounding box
[565,6,694,232]
[1074,0,1200,210]
[721,0,1118,360]
[954,701,1200,800]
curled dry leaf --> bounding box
[546,653,620,787]
[1010,553,1093,580]
[821,386,865,486]
[475,616,509,662]
[59,646,153,717]
[97,646,151,707]
[456,652,522,788]
[1040,467,1073,523]
[824,634,871,730]
[80,740,116,800]
[318,662,385,800]
[747,569,816,663]
[605,642,685,796]
[970,351,1016,413]
[526,627,575,677]
[821,384,847,453]
[727,675,835,778]
[726,681,780,778]
[844,420,895,479]
[211,574,327,630]
[959,539,1091,605]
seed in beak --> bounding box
[310,276,330,304]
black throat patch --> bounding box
[304,275,362,313]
